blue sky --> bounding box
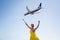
[0,0,60,40]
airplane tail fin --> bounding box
[38,3,42,9]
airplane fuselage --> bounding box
[24,8,41,16]
[24,3,42,16]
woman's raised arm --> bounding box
[35,20,40,30]
[23,19,31,29]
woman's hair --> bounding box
[31,24,34,27]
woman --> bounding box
[23,19,40,40]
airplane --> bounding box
[24,3,42,16]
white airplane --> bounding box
[24,3,42,16]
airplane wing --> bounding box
[24,6,33,16]
[26,6,31,12]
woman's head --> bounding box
[31,24,34,28]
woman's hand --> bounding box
[38,20,40,24]
[23,19,24,21]
[23,19,25,22]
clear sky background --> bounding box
[0,0,60,40]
